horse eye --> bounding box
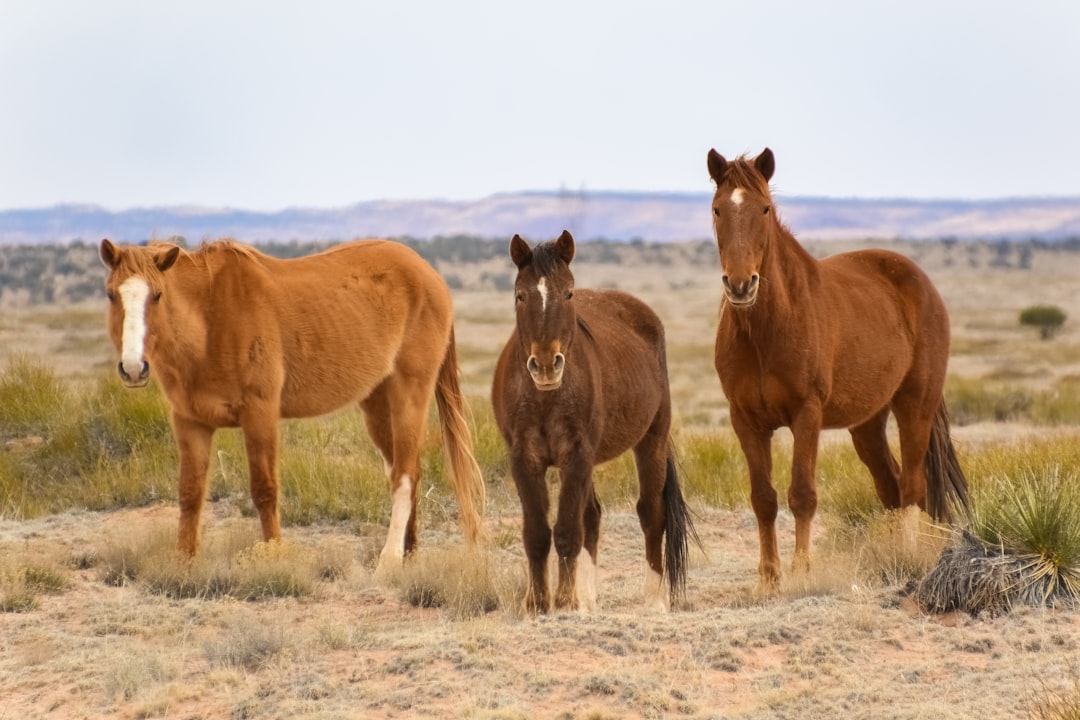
[763,205,771,215]
[152,292,162,304]
[106,290,116,303]
[713,207,721,217]
[515,292,525,303]
[566,290,574,300]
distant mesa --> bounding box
[1,192,1079,245]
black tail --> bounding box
[662,452,702,607]
[925,400,970,523]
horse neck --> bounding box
[729,221,819,341]
[152,259,213,366]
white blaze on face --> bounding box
[537,277,548,313]
[118,276,151,376]
[731,187,745,206]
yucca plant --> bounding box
[917,465,1080,614]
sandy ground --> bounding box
[2,499,1080,720]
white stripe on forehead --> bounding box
[537,277,548,313]
[119,276,150,371]
[731,187,745,206]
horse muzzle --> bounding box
[527,353,565,391]
[721,273,759,307]
[118,360,150,388]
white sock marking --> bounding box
[575,548,597,612]
[118,277,150,376]
[643,565,668,613]
[380,473,413,562]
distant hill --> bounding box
[2,192,1079,245]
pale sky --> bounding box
[1,1,1078,211]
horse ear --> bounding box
[99,238,120,269]
[154,245,181,272]
[755,148,775,182]
[555,230,575,265]
[509,234,533,269]
[707,149,728,185]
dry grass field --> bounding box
[2,238,1080,719]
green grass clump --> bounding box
[946,374,1033,425]
[0,354,71,439]
[395,546,520,619]
[970,466,1080,600]
[0,550,71,613]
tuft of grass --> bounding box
[946,374,1033,425]
[0,547,72,613]
[97,521,323,600]
[1028,662,1080,720]
[675,431,748,510]
[396,546,521,619]
[0,353,71,439]
[204,617,291,672]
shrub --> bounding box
[1020,305,1067,340]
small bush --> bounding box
[1020,305,1067,340]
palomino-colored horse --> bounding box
[492,231,698,613]
[706,148,969,585]
[99,238,486,570]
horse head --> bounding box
[707,147,777,307]
[508,230,578,391]
[99,239,181,388]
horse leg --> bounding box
[240,407,282,543]
[890,390,937,546]
[172,413,214,556]
[577,486,602,612]
[788,408,823,572]
[633,430,669,612]
[552,455,593,612]
[732,415,779,586]
[510,450,551,613]
[360,383,395,480]
[372,377,432,574]
[849,407,901,509]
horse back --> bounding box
[175,240,453,421]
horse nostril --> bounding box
[527,356,540,375]
[117,362,129,381]
[553,353,565,373]
[749,274,760,289]
[139,361,150,380]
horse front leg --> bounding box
[789,408,823,572]
[732,414,778,587]
[241,409,282,544]
[553,455,593,612]
[172,413,214,556]
[510,450,552,614]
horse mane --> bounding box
[527,240,566,278]
[720,154,773,198]
[173,238,265,272]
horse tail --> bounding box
[924,399,970,523]
[435,326,488,544]
[662,445,701,606]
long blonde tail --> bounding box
[435,326,487,544]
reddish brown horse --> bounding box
[99,238,486,571]
[492,231,698,613]
[707,148,969,586]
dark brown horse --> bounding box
[492,230,698,613]
[707,148,969,586]
[99,238,486,574]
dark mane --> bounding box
[529,240,568,277]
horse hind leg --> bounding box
[849,407,902,510]
[633,435,670,612]
[366,377,432,577]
